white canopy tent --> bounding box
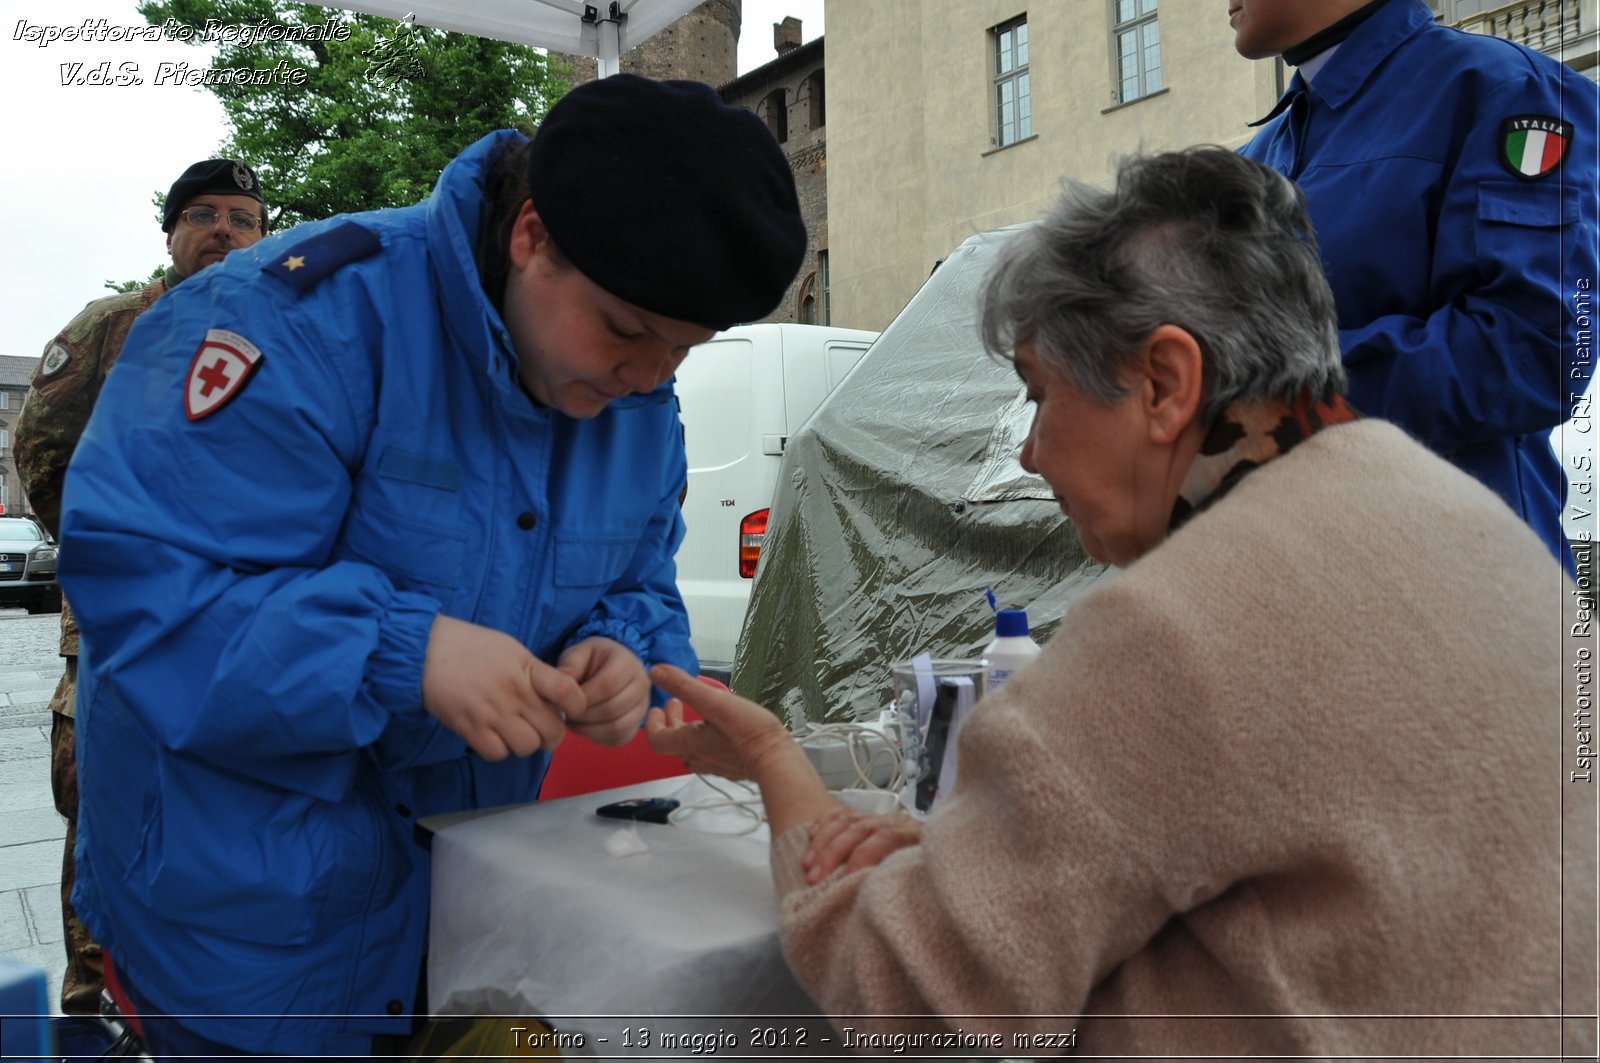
[315,0,705,77]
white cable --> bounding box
[795,719,905,793]
[667,774,767,835]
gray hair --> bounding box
[981,147,1345,422]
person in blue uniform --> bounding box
[56,75,805,1059]
[1233,0,1597,571]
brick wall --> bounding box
[555,0,740,87]
[722,40,828,325]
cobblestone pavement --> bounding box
[0,607,67,1014]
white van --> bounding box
[673,323,879,679]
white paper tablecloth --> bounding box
[427,776,834,1056]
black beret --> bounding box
[527,74,806,330]
[162,159,265,232]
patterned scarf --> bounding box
[1169,392,1360,532]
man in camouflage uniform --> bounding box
[13,158,267,1014]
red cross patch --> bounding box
[185,329,264,421]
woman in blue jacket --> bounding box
[57,75,805,1058]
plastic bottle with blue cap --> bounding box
[983,605,1042,697]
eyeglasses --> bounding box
[179,206,262,233]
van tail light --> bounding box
[739,508,770,579]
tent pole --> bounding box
[597,15,621,78]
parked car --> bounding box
[0,516,61,614]
[673,323,879,680]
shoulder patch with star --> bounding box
[186,329,264,421]
[262,221,382,294]
[1500,115,1573,179]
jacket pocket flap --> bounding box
[1477,179,1577,228]
[553,534,637,587]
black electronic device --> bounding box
[914,678,967,813]
[595,797,680,824]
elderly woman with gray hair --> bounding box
[647,147,1589,1057]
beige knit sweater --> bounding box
[771,421,1595,1058]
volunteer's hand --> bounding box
[421,615,582,760]
[557,637,651,746]
[802,808,923,884]
[646,663,794,781]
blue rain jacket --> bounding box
[58,131,696,1055]
[1240,0,1597,568]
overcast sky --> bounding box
[0,0,823,357]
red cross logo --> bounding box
[197,360,233,396]
[185,329,264,421]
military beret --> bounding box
[527,74,806,331]
[162,158,265,232]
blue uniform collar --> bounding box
[1249,0,1431,124]
[425,129,528,395]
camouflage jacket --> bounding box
[14,267,180,670]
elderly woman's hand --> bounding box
[646,664,796,782]
[802,807,924,884]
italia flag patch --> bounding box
[185,329,263,420]
[1501,115,1572,179]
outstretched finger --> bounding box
[649,664,750,726]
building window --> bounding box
[796,270,820,324]
[0,427,8,451]
[1113,0,1161,104]
[992,16,1031,147]
[0,390,10,410]
[817,252,831,326]
[762,88,788,143]
[803,69,825,131]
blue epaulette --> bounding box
[261,221,382,293]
